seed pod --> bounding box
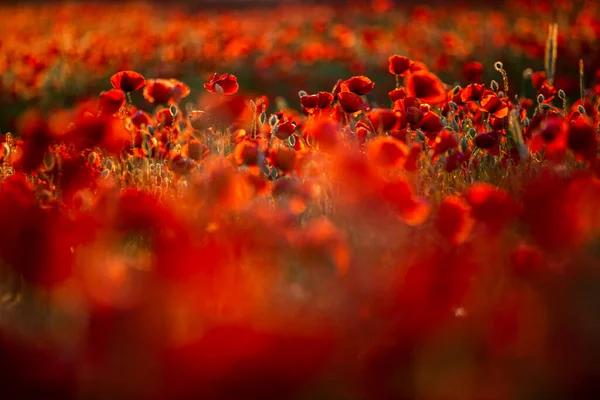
[43,151,55,170]
[87,152,98,165]
[269,114,278,127]
[288,134,296,147]
[537,94,545,104]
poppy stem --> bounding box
[579,59,585,105]
[362,110,377,137]
[395,74,400,89]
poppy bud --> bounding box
[558,89,566,100]
[269,114,278,127]
[260,112,267,125]
[87,152,98,165]
[577,105,586,115]
[170,105,178,117]
[537,94,545,104]
[298,90,308,98]
[491,80,499,91]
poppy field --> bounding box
[2,0,600,399]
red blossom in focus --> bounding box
[405,71,447,106]
[341,75,375,95]
[337,91,366,113]
[110,70,146,92]
[388,55,411,76]
[204,73,239,95]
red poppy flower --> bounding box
[404,142,422,172]
[341,76,375,95]
[380,176,430,225]
[388,55,411,76]
[131,110,151,128]
[234,139,260,165]
[435,195,473,245]
[418,111,443,137]
[110,70,146,92]
[337,91,366,113]
[405,71,447,106]
[0,174,76,288]
[275,120,296,140]
[522,171,600,251]
[568,117,598,162]
[474,131,500,149]
[186,139,210,161]
[65,114,130,154]
[463,61,483,83]
[480,93,509,118]
[445,151,469,172]
[388,88,408,102]
[460,83,486,103]
[528,116,567,162]
[510,243,543,280]
[531,71,546,91]
[99,89,125,115]
[538,82,557,103]
[433,130,458,156]
[466,183,518,233]
[143,78,190,104]
[301,91,334,111]
[204,73,239,95]
[368,109,399,132]
[367,136,408,168]
[270,147,297,172]
[16,110,53,173]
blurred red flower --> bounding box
[143,78,190,104]
[463,61,483,83]
[99,89,126,115]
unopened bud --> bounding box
[537,94,545,104]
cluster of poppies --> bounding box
[2,1,600,399]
